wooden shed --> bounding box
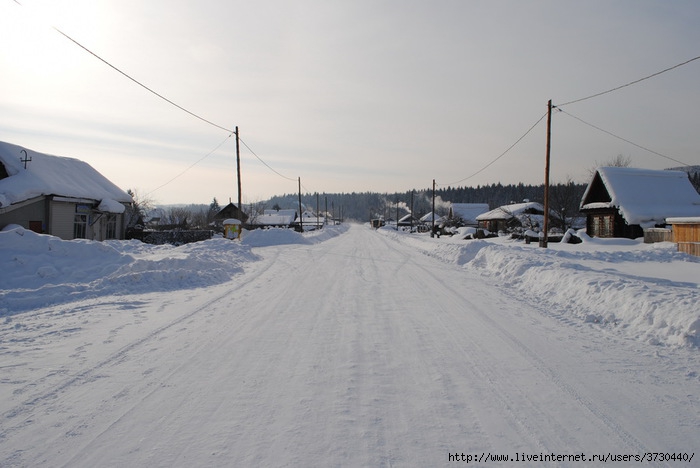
[668,217,700,256]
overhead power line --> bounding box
[238,137,297,182]
[558,55,700,107]
[53,28,233,134]
[438,111,548,187]
[558,109,692,167]
[12,0,298,185]
[145,133,234,197]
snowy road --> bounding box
[1,224,698,467]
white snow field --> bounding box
[1,223,698,467]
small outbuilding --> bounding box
[668,217,700,256]
[580,167,700,239]
[223,218,242,240]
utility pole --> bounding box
[297,177,303,232]
[410,190,414,232]
[396,197,399,231]
[431,179,436,237]
[316,192,320,230]
[541,100,552,248]
[235,126,242,216]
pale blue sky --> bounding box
[1,0,699,204]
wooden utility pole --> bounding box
[396,198,399,231]
[297,177,303,232]
[410,191,414,232]
[541,100,552,248]
[316,192,320,230]
[235,126,242,215]
[431,179,436,237]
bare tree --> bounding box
[587,154,632,177]
[125,188,155,228]
[163,207,190,228]
[550,177,585,231]
[190,208,209,230]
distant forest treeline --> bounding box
[265,182,588,222]
[149,167,699,226]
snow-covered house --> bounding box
[294,211,325,231]
[476,201,547,233]
[213,202,249,228]
[0,141,133,240]
[397,213,421,229]
[250,209,297,229]
[449,203,490,226]
[419,212,445,226]
[580,167,700,239]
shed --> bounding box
[580,167,700,239]
[223,218,242,240]
[0,140,133,240]
[668,217,700,256]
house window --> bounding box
[74,204,90,239]
[591,213,615,237]
[105,214,117,239]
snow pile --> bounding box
[0,226,258,314]
[241,224,348,247]
[378,226,700,348]
[0,225,349,314]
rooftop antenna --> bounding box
[20,149,31,169]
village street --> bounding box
[1,224,697,467]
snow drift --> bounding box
[378,226,700,348]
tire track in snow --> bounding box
[377,230,667,465]
[0,249,283,449]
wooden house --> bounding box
[580,167,700,239]
[397,213,421,230]
[213,202,249,228]
[476,201,547,233]
[250,209,297,229]
[0,141,133,240]
[294,211,325,231]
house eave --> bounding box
[0,195,47,214]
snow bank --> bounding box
[0,225,348,315]
[241,224,348,247]
[378,227,700,348]
[0,226,259,314]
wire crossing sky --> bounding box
[1,0,699,204]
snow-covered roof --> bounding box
[256,211,296,225]
[419,212,444,223]
[451,203,489,223]
[0,141,132,209]
[476,201,544,220]
[580,167,700,227]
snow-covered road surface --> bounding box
[1,224,698,466]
